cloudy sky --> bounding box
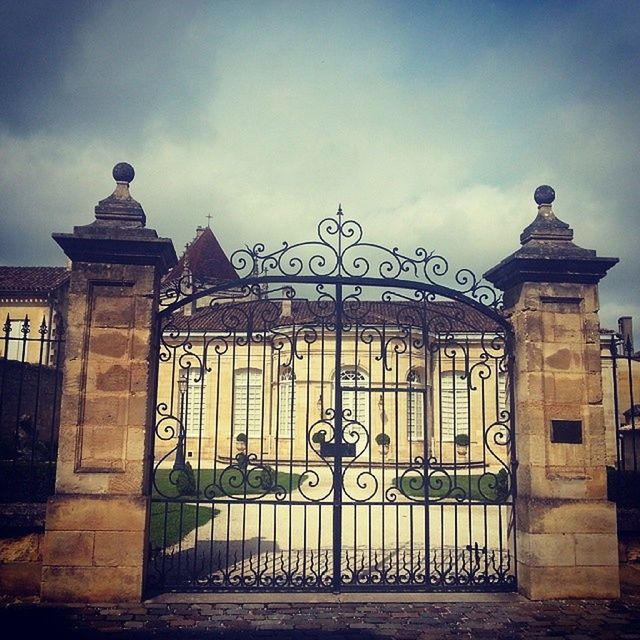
[0,0,638,332]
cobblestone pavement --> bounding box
[1,593,640,639]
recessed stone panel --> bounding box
[551,420,582,444]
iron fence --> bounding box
[607,334,639,474]
[0,314,64,502]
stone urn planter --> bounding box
[454,433,469,458]
[376,433,391,457]
[236,433,247,453]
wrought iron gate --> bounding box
[147,210,516,593]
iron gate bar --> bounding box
[332,282,343,591]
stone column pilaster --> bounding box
[485,185,620,599]
[41,163,176,602]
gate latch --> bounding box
[320,442,356,458]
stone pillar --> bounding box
[41,163,176,602]
[485,185,620,599]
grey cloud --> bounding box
[0,0,98,134]
[0,1,216,141]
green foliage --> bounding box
[153,467,305,499]
[257,464,275,490]
[375,433,391,446]
[454,433,470,447]
[176,461,197,496]
[395,471,511,503]
[311,431,326,444]
[495,468,510,503]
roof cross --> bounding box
[206,213,213,227]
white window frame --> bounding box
[3,319,29,362]
[334,368,369,443]
[233,368,263,439]
[277,367,296,439]
[439,371,469,442]
[407,369,425,440]
[181,367,205,436]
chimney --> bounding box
[619,316,633,352]
[281,287,294,318]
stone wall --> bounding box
[0,503,46,596]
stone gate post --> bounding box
[485,186,620,599]
[41,164,176,602]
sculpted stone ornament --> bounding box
[94,161,146,226]
[112,161,135,184]
[485,185,618,291]
[533,184,555,205]
[52,163,177,272]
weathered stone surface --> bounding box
[42,531,94,567]
[82,395,128,426]
[518,531,575,567]
[516,498,617,534]
[0,562,42,595]
[77,424,127,470]
[88,330,129,358]
[95,363,130,392]
[93,531,144,567]
[41,565,143,603]
[46,495,147,532]
[518,563,620,599]
[574,533,620,567]
[92,294,135,329]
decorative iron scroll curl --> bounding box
[389,454,513,505]
[229,209,503,311]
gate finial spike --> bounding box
[337,203,343,217]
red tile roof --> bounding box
[167,298,502,333]
[164,226,239,285]
[0,267,70,294]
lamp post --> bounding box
[173,370,188,471]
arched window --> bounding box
[180,367,205,436]
[338,368,369,424]
[439,371,469,441]
[278,367,296,438]
[407,369,424,440]
[333,368,369,448]
[233,368,263,438]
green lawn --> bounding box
[149,501,218,549]
[152,466,307,499]
[150,466,306,550]
[393,471,510,503]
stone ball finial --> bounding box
[112,162,135,184]
[534,185,555,205]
